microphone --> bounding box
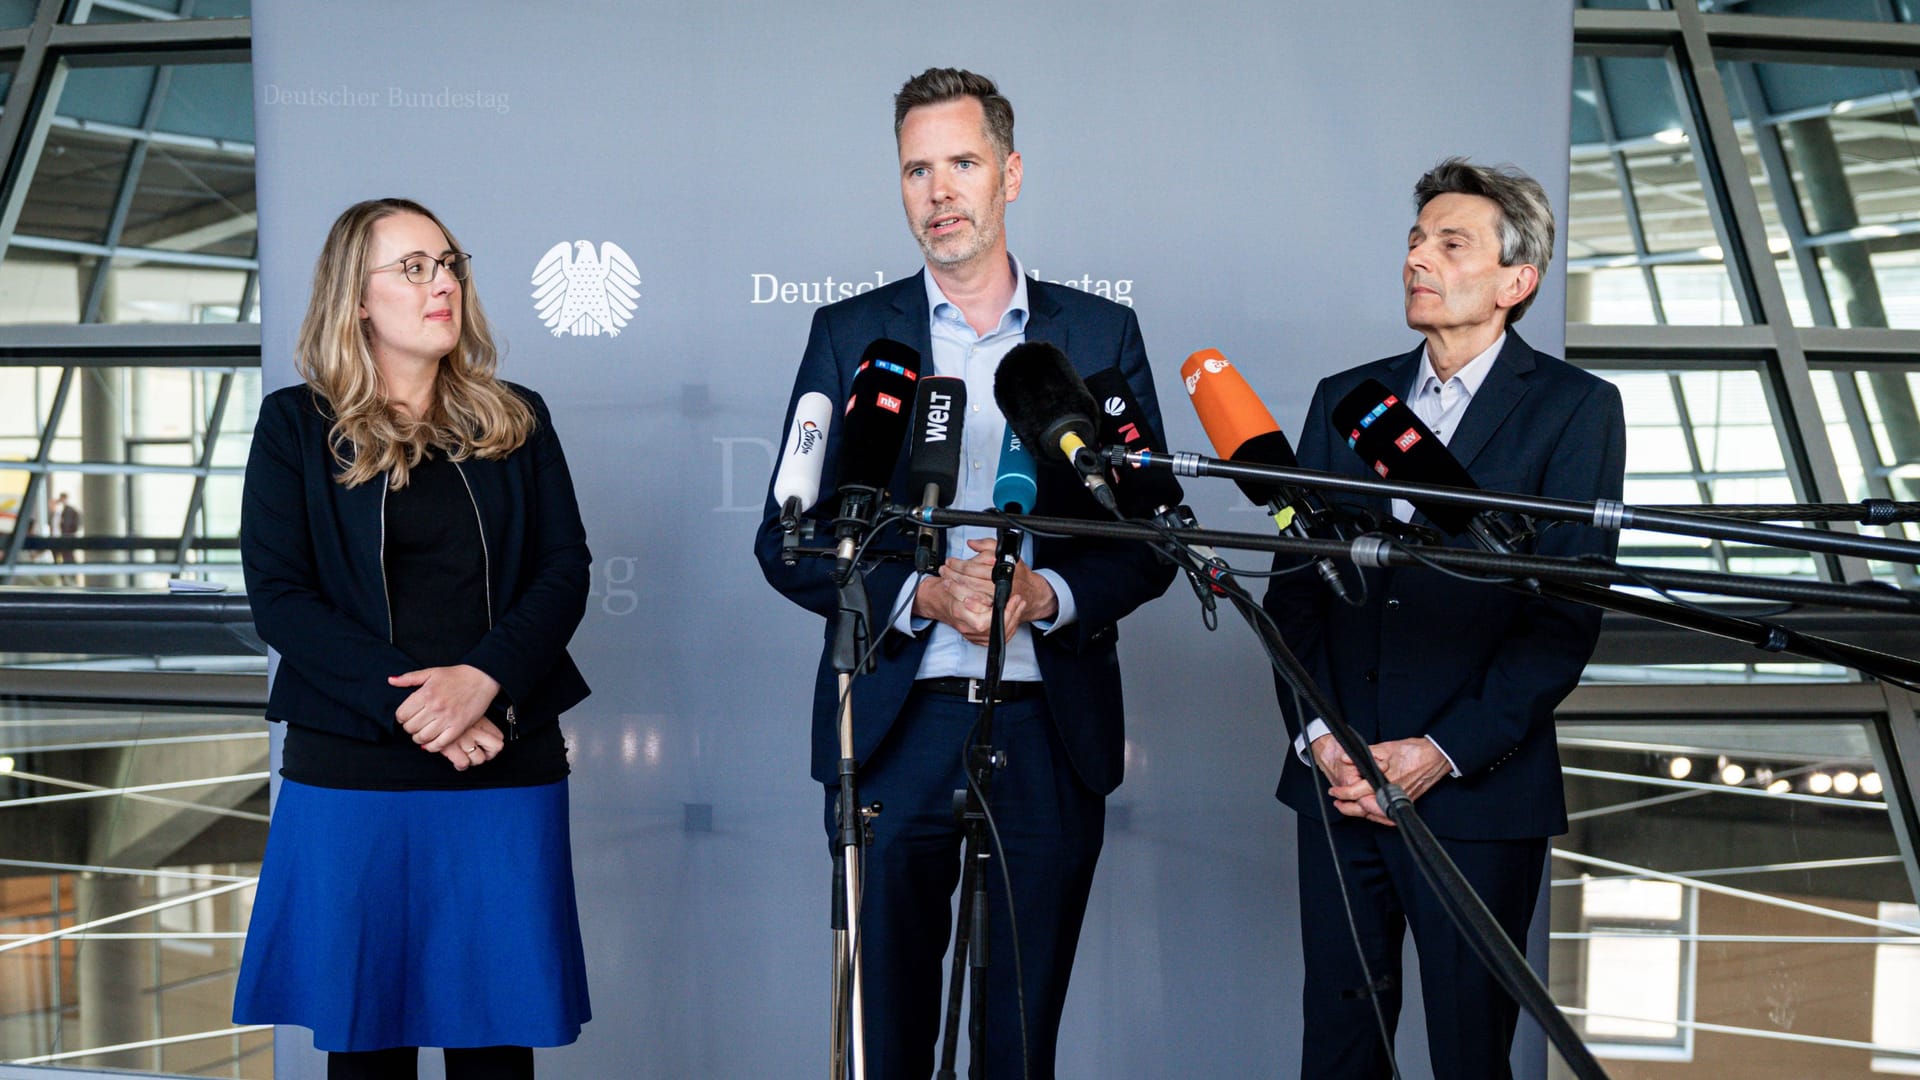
[1182,349,1355,604]
[1086,367,1229,607]
[994,341,1117,511]
[773,391,832,533]
[1331,378,1529,556]
[1085,367,1185,517]
[992,425,1038,514]
[906,376,967,573]
[832,338,923,579]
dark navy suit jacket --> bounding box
[754,271,1175,796]
[1263,331,1625,840]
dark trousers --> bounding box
[824,688,1104,1080]
[1296,813,1547,1080]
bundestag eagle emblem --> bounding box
[530,241,641,337]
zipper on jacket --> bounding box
[451,460,515,740]
[378,473,394,641]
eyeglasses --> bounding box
[368,251,472,285]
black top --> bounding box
[281,452,571,790]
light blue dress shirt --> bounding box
[889,254,1078,681]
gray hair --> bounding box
[1414,157,1554,323]
[894,68,1015,162]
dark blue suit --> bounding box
[1263,331,1625,1079]
[755,271,1173,1077]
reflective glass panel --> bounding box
[1571,51,1744,324]
[5,61,256,326]
[1590,368,1816,579]
[1553,717,1917,1074]
[0,695,269,1074]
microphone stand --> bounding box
[1105,507,1614,1080]
[825,487,887,1080]
[1117,447,1920,567]
[936,521,1023,1080]
[904,506,1920,617]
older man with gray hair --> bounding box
[1262,157,1626,1079]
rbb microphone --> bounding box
[773,391,832,533]
[1183,349,1354,603]
[1331,379,1532,561]
[906,376,966,572]
[1331,379,1478,535]
[994,342,1117,511]
[1085,367,1185,516]
[993,426,1038,514]
[832,338,922,578]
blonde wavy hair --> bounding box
[295,197,534,488]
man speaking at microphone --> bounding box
[753,68,1171,1077]
[1262,159,1625,1079]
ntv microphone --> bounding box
[1182,349,1355,604]
[831,338,922,580]
[994,342,1118,512]
[906,376,966,573]
[1331,378,1531,558]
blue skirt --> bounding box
[233,778,591,1052]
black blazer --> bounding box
[754,271,1175,795]
[241,383,592,743]
[1263,331,1626,839]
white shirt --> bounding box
[1292,333,1507,777]
[889,255,1077,681]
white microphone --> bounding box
[773,391,832,532]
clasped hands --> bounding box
[390,664,505,772]
[1309,733,1452,827]
[913,537,1057,646]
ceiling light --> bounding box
[1862,773,1883,796]
[1767,779,1791,794]
[1669,756,1693,780]
[1834,771,1859,795]
[1721,763,1747,785]
[1808,772,1834,794]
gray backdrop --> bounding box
[250,3,1574,1075]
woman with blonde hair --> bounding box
[233,198,592,1080]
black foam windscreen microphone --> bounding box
[1085,367,1184,516]
[831,338,922,579]
[994,341,1116,511]
[1331,378,1477,535]
[906,375,966,572]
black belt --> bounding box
[915,677,1044,704]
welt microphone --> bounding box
[1182,349,1354,603]
[994,341,1118,512]
[1331,378,1527,556]
[773,390,832,534]
[831,338,922,579]
[906,376,966,573]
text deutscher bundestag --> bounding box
[260,84,511,115]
